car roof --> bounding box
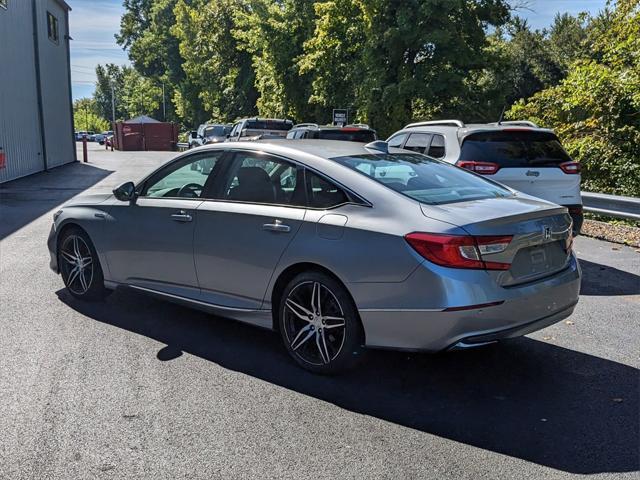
[253,139,388,159]
[400,124,555,139]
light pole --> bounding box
[111,83,116,126]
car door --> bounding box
[193,150,306,309]
[104,151,224,297]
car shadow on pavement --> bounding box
[57,287,639,475]
[0,162,113,240]
[579,259,640,296]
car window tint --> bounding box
[220,152,305,206]
[305,170,349,208]
[459,131,572,167]
[427,134,446,158]
[404,133,432,153]
[387,133,407,148]
[143,153,222,199]
[332,153,511,205]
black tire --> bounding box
[278,271,364,374]
[57,227,108,301]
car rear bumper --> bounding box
[357,254,581,352]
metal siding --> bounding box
[37,0,74,169]
[0,1,45,183]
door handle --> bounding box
[171,210,193,222]
[262,219,290,233]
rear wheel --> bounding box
[278,272,363,374]
[58,227,108,301]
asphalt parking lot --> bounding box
[0,143,638,479]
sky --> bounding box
[68,0,609,101]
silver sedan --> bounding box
[48,140,581,373]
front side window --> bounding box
[47,12,59,44]
[332,153,511,205]
[220,152,305,206]
[404,133,432,153]
[387,133,407,148]
[142,152,222,198]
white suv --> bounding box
[387,120,583,234]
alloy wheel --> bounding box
[59,234,94,296]
[283,281,346,366]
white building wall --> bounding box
[0,0,74,183]
[0,0,46,183]
[36,0,75,169]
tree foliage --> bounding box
[508,0,640,196]
[107,0,639,196]
[73,98,110,132]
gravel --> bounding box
[581,219,640,248]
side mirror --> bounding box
[113,181,137,202]
[190,131,198,139]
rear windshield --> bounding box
[332,153,512,205]
[245,120,292,131]
[204,125,227,137]
[318,130,377,142]
[460,131,571,167]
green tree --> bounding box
[234,0,318,120]
[73,98,110,132]
[94,64,127,122]
[508,0,640,196]
[300,0,511,136]
[172,0,258,124]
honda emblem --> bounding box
[543,226,552,240]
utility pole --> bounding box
[85,104,89,131]
[111,83,116,126]
[162,82,166,121]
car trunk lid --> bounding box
[421,197,573,286]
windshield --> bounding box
[319,130,377,142]
[331,153,512,205]
[204,125,227,137]
[460,131,572,167]
[245,120,292,131]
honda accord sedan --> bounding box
[48,140,581,373]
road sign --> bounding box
[333,109,348,126]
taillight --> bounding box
[456,160,500,175]
[405,233,513,270]
[559,161,581,174]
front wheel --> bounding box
[278,272,364,374]
[58,227,108,301]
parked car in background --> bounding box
[226,118,293,142]
[97,131,114,145]
[189,124,232,149]
[286,123,377,143]
[387,120,583,235]
[48,139,580,374]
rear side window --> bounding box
[404,133,432,153]
[305,171,350,208]
[427,134,445,158]
[460,131,572,167]
[317,130,377,142]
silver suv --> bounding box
[387,120,583,235]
